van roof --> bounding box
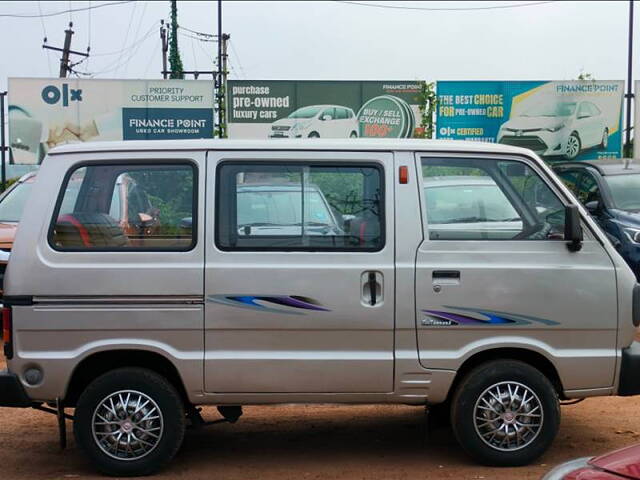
[48,138,534,157]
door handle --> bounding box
[361,271,383,306]
[368,272,376,305]
[432,270,460,279]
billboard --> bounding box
[436,81,624,161]
[227,80,421,139]
[8,78,215,164]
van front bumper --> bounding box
[619,342,640,396]
[0,370,32,407]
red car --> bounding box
[543,444,640,479]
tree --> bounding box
[168,0,184,79]
[415,81,437,139]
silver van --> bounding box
[1,139,639,476]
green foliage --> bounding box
[577,71,595,81]
[168,0,184,79]
[415,81,437,139]
[0,177,20,194]
[311,172,365,215]
[128,169,193,231]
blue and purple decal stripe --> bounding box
[208,294,330,315]
[423,307,558,326]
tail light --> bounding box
[2,306,13,359]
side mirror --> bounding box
[564,205,583,252]
[584,200,600,214]
[321,115,332,121]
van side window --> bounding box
[422,158,565,241]
[216,163,384,251]
[50,163,196,251]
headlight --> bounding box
[546,123,566,132]
[624,227,640,243]
[541,457,592,480]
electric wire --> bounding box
[74,22,158,76]
[37,1,53,76]
[0,1,134,18]
[229,39,246,79]
[334,0,556,11]
[122,1,148,76]
[90,22,157,57]
[115,1,137,76]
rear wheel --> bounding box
[450,360,559,466]
[308,131,320,138]
[74,367,186,477]
[600,128,609,149]
[349,131,358,138]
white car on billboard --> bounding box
[269,105,358,139]
[497,100,609,159]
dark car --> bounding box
[553,159,640,278]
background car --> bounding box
[553,159,640,279]
[543,443,640,479]
[270,105,358,138]
[498,100,609,159]
[237,183,345,236]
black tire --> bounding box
[600,128,609,149]
[74,367,186,477]
[308,131,320,138]
[564,132,581,159]
[450,360,559,466]
[349,131,358,138]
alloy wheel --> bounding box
[91,390,164,461]
[473,381,544,452]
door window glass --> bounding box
[556,170,582,197]
[578,172,602,205]
[216,163,384,250]
[50,163,196,250]
[422,158,565,241]
[335,108,348,119]
[321,108,335,120]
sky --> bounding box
[0,0,637,92]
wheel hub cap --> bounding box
[91,390,164,461]
[473,381,544,452]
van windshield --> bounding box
[288,106,322,119]
[0,180,33,222]
[605,174,640,211]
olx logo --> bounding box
[41,84,83,107]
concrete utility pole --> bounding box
[216,0,224,138]
[160,20,168,79]
[43,22,89,78]
[219,33,230,139]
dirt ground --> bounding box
[2,357,639,480]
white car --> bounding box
[270,105,358,139]
[497,100,609,160]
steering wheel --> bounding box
[513,222,552,240]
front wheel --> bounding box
[450,360,559,466]
[74,368,186,477]
[308,131,320,138]
[565,132,581,159]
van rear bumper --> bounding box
[0,370,32,407]
[619,342,640,396]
